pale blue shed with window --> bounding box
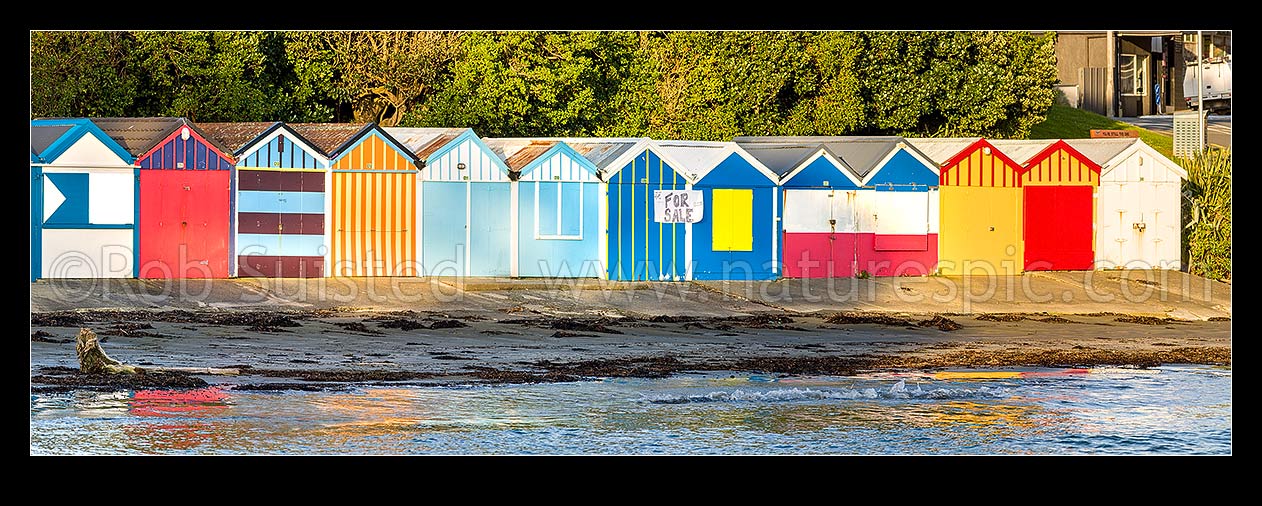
[485,139,604,278]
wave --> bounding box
[644,380,1010,404]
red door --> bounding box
[1024,185,1094,271]
[139,171,231,278]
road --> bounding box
[1117,114,1232,149]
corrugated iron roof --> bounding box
[654,140,732,179]
[1063,138,1139,165]
[987,139,1057,165]
[90,117,186,156]
[383,127,467,161]
[483,139,559,171]
[820,138,902,177]
[734,142,825,177]
[30,124,72,158]
[904,137,983,166]
[287,123,372,157]
[197,122,280,155]
[489,137,648,171]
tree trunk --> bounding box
[76,328,140,374]
[75,327,241,376]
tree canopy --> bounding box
[31,31,1058,139]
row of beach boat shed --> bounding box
[30,117,1187,281]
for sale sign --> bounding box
[654,189,703,223]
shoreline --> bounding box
[31,308,1231,393]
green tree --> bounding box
[322,31,460,126]
[31,31,141,118]
[418,31,639,136]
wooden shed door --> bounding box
[1024,186,1094,271]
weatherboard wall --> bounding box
[691,152,779,281]
[1095,143,1185,270]
[515,143,604,278]
[234,127,331,278]
[606,148,690,281]
[858,146,940,277]
[1020,141,1101,272]
[937,139,1025,276]
[779,149,865,278]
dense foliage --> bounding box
[1181,149,1232,280]
[32,31,1059,139]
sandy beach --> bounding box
[30,271,1231,391]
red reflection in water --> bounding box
[129,387,229,418]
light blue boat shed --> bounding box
[386,127,513,277]
[30,118,138,281]
[485,139,604,278]
[655,141,782,281]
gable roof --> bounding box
[1020,139,1103,173]
[483,139,558,171]
[987,139,1057,166]
[733,140,832,178]
[90,117,185,156]
[823,137,903,177]
[30,124,72,158]
[197,122,282,155]
[1063,138,1140,166]
[654,140,780,184]
[31,118,135,165]
[487,137,652,181]
[553,138,647,172]
[904,137,983,166]
[1070,139,1187,179]
[286,123,374,157]
[90,117,234,161]
[383,127,468,161]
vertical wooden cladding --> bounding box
[936,140,1024,276]
[938,143,1023,188]
[329,132,417,276]
[136,126,235,279]
[606,149,689,281]
[1020,141,1101,271]
[331,134,412,172]
[239,134,322,169]
[1020,144,1101,186]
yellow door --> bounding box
[938,186,1022,275]
[712,189,753,251]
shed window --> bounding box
[535,181,583,240]
[1119,54,1147,95]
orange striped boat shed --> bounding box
[290,123,420,276]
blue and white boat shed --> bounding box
[30,118,137,281]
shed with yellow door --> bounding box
[910,138,1025,276]
[291,123,419,277]
[656,141,781,281]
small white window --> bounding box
[534,181,583,240]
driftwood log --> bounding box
[74,328,239,375]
